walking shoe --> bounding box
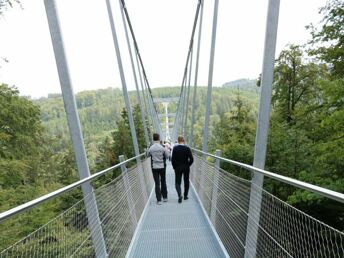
[163,198,168,202]
[178,197,183,203]
[157,201,162,205]
[184,196,189,200]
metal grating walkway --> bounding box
[126,163,229,258]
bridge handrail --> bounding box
[192,148,344,204]
[0,153,145,222]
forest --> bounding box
[0,0,343,253]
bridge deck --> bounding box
[127,163,228,258]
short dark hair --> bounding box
[153,133,160,141]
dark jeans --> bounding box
[175,169,190,198]
[152,168,167,201]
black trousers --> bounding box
[152,168,167,201]
[175,169,190,198]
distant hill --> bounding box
[222,79,258,92]
[35,86,259,150]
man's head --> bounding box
[177,135,185,144]
[153,133,160,141]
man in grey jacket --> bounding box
[147,133,170,205]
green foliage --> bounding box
[272,44,328,124]
[308,0,344,78]
[0,84,44,188]
[1,0,343,249]
[0,84,42,159]
[96,105,148,169]
[263,43,344,229]
[111,108,136,160]
[222,78,259,93]
[0,85,83,251]
[211,3,344,230]
[35,88,126,152]
[211,91,256,179]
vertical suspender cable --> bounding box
[199,0,219,204]
[119,0,162,135]
[244,1,280,257]
[177,65,187,138]
[189,0,204,147]
[177,73,187,139]
[106,0,148,202]
[202,0,219,153]
[172,82,184,141]
[184,46,193,139]
[147,81,160,134]
[180,79,187,136]
[135,52,152,139]
[119,0,150,147]
[172,61,186,139]
[43,1,107,257]
[172,0,202,140]
[105,0,141,158]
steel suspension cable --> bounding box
[135,51,153,136]
[119,0,161,133]
[172,0,202,140]
[119,0,150,147]
[189,0,204,147]
[183,45,193,137]
[202,0,219,153]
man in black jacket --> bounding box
[171,135,194,203]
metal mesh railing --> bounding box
[191,154,344,258]
[0,158,153,258]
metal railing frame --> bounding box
[192,148,344,204]
[0,154,145,223]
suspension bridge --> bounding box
[1,0,344,257]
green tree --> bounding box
[308,0,344,78]
[133,104,147,151]
[211,92,256,178]
[265,40,344,229]
[0,85,85,250]
[0,84,43,187]
[111,108,135,160]
[96,104,148,169]
[95,136,116,170]
[272,45,328,124]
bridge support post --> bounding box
[43,1,107,257]
[244,1,280,257]
[119,155,138,228]
[210,150,221,225]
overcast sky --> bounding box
[0,0,327,98]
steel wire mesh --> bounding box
[191,154,344,258]
[0,158,154,258]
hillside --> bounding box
[35,86,259,150]
[222,78,259,93]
